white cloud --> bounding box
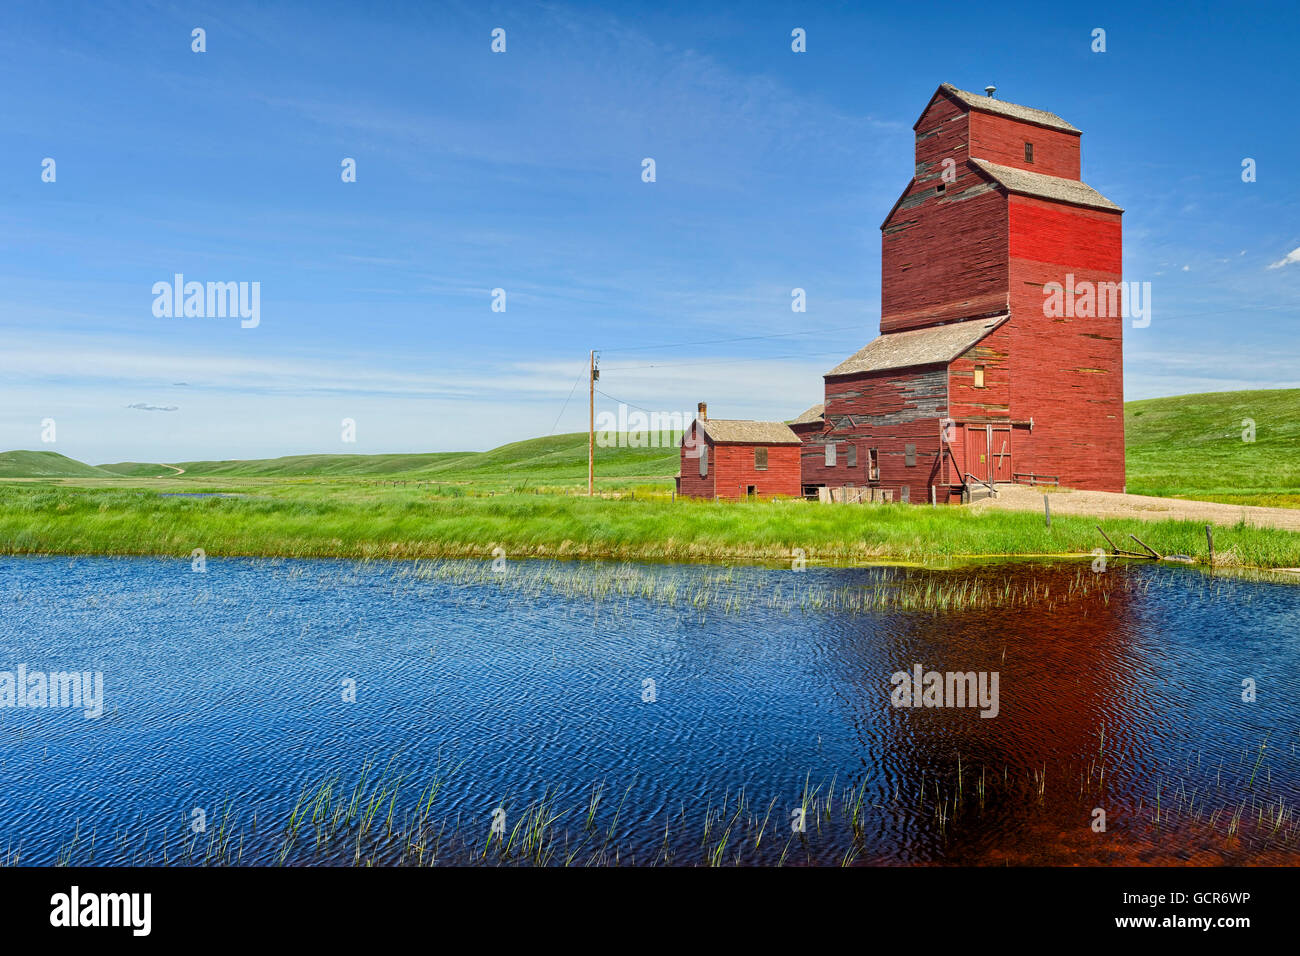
[1267,247,1300,269]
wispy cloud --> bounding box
[1267,247,1300,269]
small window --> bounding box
[868,448,880,482]
[746,485,757,498]
[846,444,857,468]
[905,443,916,467]
[1024,142,1034,163]
[900,486,910,503]
[973,365,985,388]
[936,183,946,194]
[824,443,836,467]
[754,447,768,471]
[699,444,708,478]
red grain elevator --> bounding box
[802,83,1125,502]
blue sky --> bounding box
[1,0,1297,462]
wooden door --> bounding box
[991,426,1013,482]
[965,426,991,483]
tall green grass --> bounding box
[4,484,1300,568]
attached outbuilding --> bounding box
[676,403,802,500]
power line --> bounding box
[548,368,586,434]
[596,323,866,354]
[604,349,851,372]
[593,388,663,416]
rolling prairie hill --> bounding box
[0,432,682,483]
[1125,388,1300,504]
[168,432,681,480]
[1,390,1296,502]
[0,450,116,478]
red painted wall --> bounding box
[709,444,801,499]
[1006,195,1125,491]
[947,322,1012,423]
[802,365,949,503]
[968,110,1081,179]
[676,422,714,498]
[881,95,1009,332]
[678,424,802,499]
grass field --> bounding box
[1,481,1298,568]
[1125,388,1300,507]
[0,390,1297,568]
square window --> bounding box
[846,444,857,468]
[754,447,768,471]
[824,444,836,467]
[974,365,985,388]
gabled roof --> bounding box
[825,315,1008,377]
[695,419,801,445]
[789,403,824,426]
[934,83,1080,134]
[970,158,1122,212]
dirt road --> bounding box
[975,483,1300,533]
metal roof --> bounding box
[825,315,1008,377]
[970,158,1122,212]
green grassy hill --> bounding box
[1,432,679,483]
[1125,388,1300,504]
[3,389,1297,504]
[172,451,473,477]
[173,432,679,480]
[0,451,116,478]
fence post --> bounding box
[1043,494,1051,529]
[1205,524,1214,566]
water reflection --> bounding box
[0,556,1296,865]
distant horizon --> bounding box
[0,382,1291,468]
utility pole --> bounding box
[588,350,598,496]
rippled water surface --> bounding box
[1,555,1298,865]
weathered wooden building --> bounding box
[676,403,802,499]
[800,83,1125,502]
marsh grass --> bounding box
[27,736,1299,867]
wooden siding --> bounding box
[676,422,714,498]
[882,95,1009,333]
[968,110,1080,179]
[947,321,1012,423]
[802,365,948,502]
[1006,194,1124,492]
[710,443,802,499]
[678,422,802,500]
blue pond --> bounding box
[1,555,1298,865]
